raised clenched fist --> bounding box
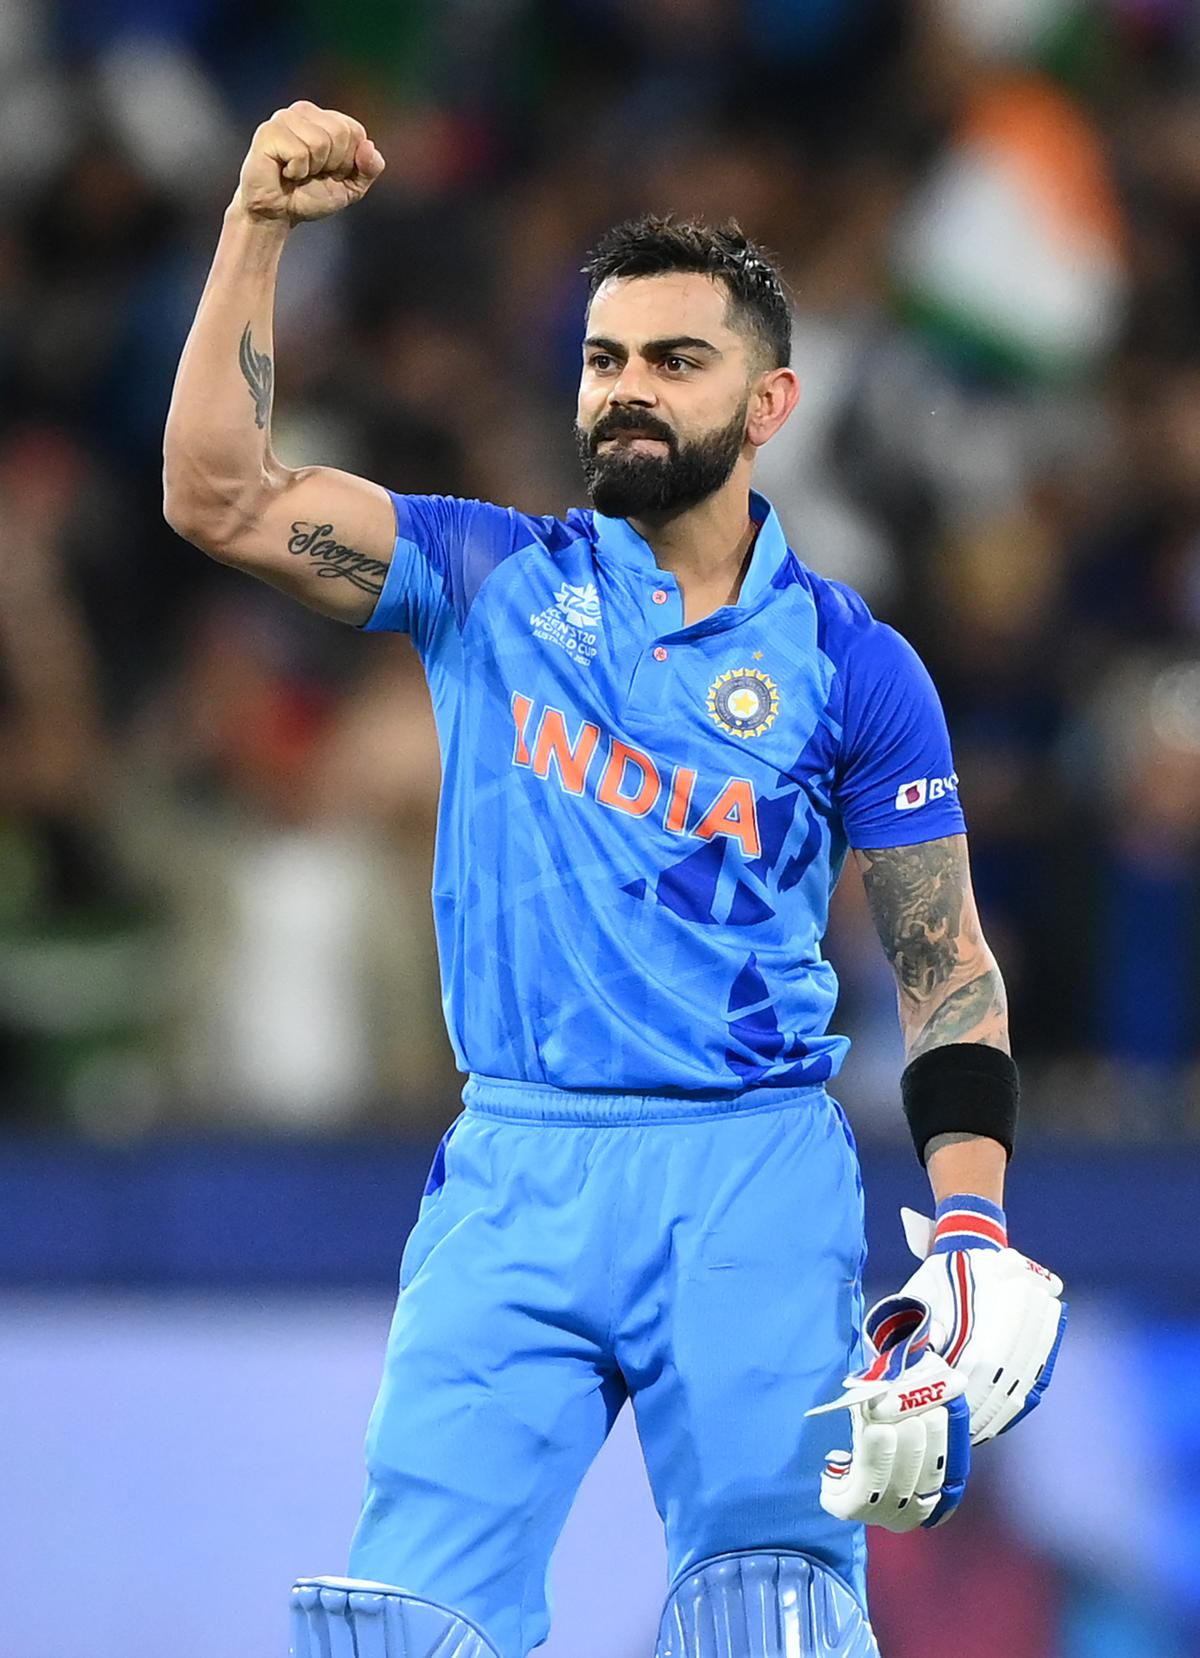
[235,101,385,224]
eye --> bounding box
[663,355,696,373]
[588,352,616,371]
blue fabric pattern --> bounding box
[362,489,965,1095]
[350,1087,869,1658]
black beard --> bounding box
[574,400,748,518]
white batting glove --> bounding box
[807,1296,971,1532]
[898,1196,1068,1444]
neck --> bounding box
[628,472,758,597]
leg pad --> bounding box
[656,1551,880,1658]
[290,1577,501,1658]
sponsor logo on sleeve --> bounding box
[894,773,958,812]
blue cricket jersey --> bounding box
[363,489,965,1094]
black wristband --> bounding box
[901,1043,1019,1166]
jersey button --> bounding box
[652,588,668,605]
[653,646,668,662]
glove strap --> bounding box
[862,1295,931,1380]
[931,1193,1007,1254]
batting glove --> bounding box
[807,1296,971,1532]
[898,1195,1068,1444]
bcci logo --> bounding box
[707,668,779,739]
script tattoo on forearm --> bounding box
[238,323,273,429]
[858,838,963,998]
[287,520,388,595]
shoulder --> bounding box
[388,496,594,589]
[797,565,913,676]
[792,567,942,757]
[519,505,598,558]
[382,497,595,629]
[390,494,588,546]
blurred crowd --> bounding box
[2,0,1200,1139]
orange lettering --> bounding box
[511,692,534,766]
[531,707,600,795]
[694,778,761,856]
[664,765,697,834]
[597,740,660,817]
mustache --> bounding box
[588,409,677,454]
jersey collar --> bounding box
[591,490,790,610]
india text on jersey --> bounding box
[511,691,761,856]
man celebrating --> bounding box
[164,103,1066,1658]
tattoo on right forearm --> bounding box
[287,520,388,595]
[909,966,1008,1059]
[238,323,273,429]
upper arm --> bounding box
[853,834,1008,1056]
[834,620,979,993]
[830,614,1005,1052]
[174,462,398,627]
[852,833,981,997]
[175,471,524,641]
[832,620,965,850]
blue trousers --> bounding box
[349,1077,869,1658]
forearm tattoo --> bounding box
[857,837,1008,1057]
[908,966,1008,1059]
[238,323,273,429]
[287,520,388,595]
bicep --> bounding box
[851,834,983,997]
[852,835,1008,1055]
[200,464,397,626]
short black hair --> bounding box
[581,214,792,371]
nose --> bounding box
[607,359,657,407]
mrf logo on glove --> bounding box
[806,1295,971,1534]
[898,1380,947,1412]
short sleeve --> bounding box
[360,493,523,653]
[833,622,967,848]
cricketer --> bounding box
[163,104,1068,1658]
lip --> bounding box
[599,433,668,449]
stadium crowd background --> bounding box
[3,0,1200,1141]
[3,3,1200,1657]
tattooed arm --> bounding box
[163,105,394,624]
[853,833,1009,1202]
[853,835,1007,1060]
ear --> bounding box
[746,366,800,449]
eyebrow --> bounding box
[583,334,723,358]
